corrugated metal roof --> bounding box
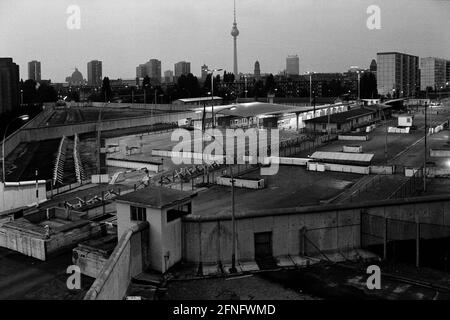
[310,151,374,163]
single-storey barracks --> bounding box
[198,101,350,130]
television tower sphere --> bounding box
[231,24,239,37]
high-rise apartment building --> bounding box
[254,61,261,79]
[145,59,161,83]
[286,55,300,76]
[447,61,450,84]
[28,60,41,82]
[174,61,191,80]
[377,52,419,97]
[87,60,102,87]
[164,70,174,83]
[201,65,209,82]
[420,57,449,91]
[136,64,147,78]
[0,58,20,114]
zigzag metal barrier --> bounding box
[52,135,68,186]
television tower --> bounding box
[231,0,239,77]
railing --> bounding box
[46,179,91,198]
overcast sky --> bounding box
[1,0,449,82]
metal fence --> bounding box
[388,166,424,199]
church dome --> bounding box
[71,68,83,82]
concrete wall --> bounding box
[1,107,55,159]
[1,228,46,259]
[388,127,410,134]
[307,162,370,175]
[370,165,395,175]
[182,194,450,265]
[84,222,149,300]
[183,208,360,264]
[87,102,194,112]
[338,135,369,141]
[106,159,161,172]
[216,176,265,189]
[343,146,362,153]
[91,174,110,184]
[2,110,201,159]
[0,219,103,261]
[430,149,450,157]
[0,181,47,213]
[73,246,109,278]
[45,223,104,258]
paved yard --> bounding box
[193,166,361,216]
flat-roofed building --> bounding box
[304,107,375,134]
[420,57,448,91]
[286,55,300,76]
[174,61,191,80]
[28,60,41,82]
[87,60,102,87]
[136,64,147,78]
[116,186,197,273]
[0,58,20,114]
[164,70,174,83]
[145,59,161,84]
[377,52,419,97]
[173,96,223,106]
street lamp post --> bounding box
[244,75,248,99]
[2,115,29,182]
[357,70,364,104]
[206,68,223,128]
[306,71,316,133]
[379,106,388,164]
[306,71,314,106]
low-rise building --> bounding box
[304,108,376,134]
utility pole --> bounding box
[229,165,237,273]
[424,101,428,192]
[313,90,316,133]
[211,73,214,128]
[327,105,331,139]
[96,108,103,174]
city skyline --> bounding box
[1,0,449,82]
